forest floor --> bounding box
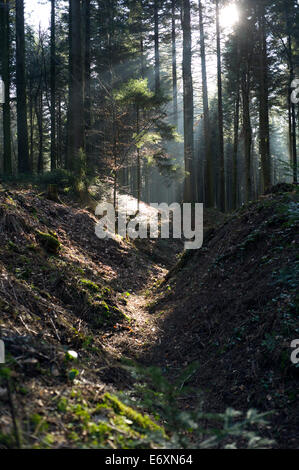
[0,182,298,449]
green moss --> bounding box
[26,243,38,252]
[100,300,110,313]
[7,240,19,251]
[70,403,91,423]
[80,278,100,293]
[113,306,130,322]
[100,393,164,434]
[75,267,85,275]
[101,286,112,298]
[36,231,61,254]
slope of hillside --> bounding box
[146,185,299,448]
[0,186,180,449]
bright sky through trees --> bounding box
[25,0,51,31]
[220,2,239,29]
[26,0,240,32]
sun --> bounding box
[220,3,240,29]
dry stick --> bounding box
[49,316,61,342]
[6,377,22,448]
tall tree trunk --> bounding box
[67,0,84,173]
[28,79,34,172]
[16,0,30,174]
[139,0,145,79]
[285,1,297,184]
[240,9,253,203]
[57,94,62,167]
[83,0,91,169]
[287,34,297,184]
[67,0,73,169]
[198,0,213,207]
[288,94,293,165]
[258,1,271,191]
[50,0,56,171]
[291,95,297,184]
[171,0,178,126]
[216,0,225,212]
[0,0,12,175]
[242,72,252,202]
[36,91,44,174]
[136,104,141,211]
[140,33,145,78]
[181,0,195,203]
[154,0,160,93]
[232,82,240,210]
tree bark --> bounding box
[285,1,297,184]
[67,0,85,173]
[36,91,44,174]
[181,0,195,203]
[28,78,34,172]
[258,1,271,191]
[50,0,56,171]
[136,104,141,211]
[83,0,91,169]
[240,10,253,203]
[16,0,30,174]
[198,0,213,207]
[0,0,12,175]
[232,82,240,210]
[241,72,252,203]
[216,0,225,211]
[154,0,160,93]
[171,0,178,126]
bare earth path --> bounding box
[96,192,182,364]
[101,261,168,363]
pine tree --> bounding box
[16,0,30,174]
[257,0,271,191]
[0,0,12,175]
[181,0,195,203]
[50,0,57,171]
[67,0,85,176]
[198,0,213,207]
[216,0,225,211]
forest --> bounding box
[0,0,298,453]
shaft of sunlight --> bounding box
[220,2,240,30]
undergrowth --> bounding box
[0,361,274,449]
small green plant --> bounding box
[30,414,49,434]
[57,397,69,413]
[68,369,79,382]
